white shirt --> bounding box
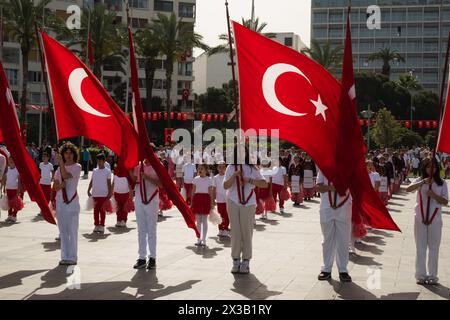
[6,167,19,190]
[193,176,212,194]
[272,166,286,185]
[0,154,6,180]
[213,174,226,203]
[224,164,264,206]
[133,163,158,200]
[91,167,111,197]
[183,163,196,183]
[316,170,352,223]
[413,178,448,222]
[369,171,381,189]
[412,157,420,169]
[39,162,54,185]
[113,175,129,194]
[54,163,81,201]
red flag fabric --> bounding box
[0,61,56,224]
[88,32,94,66]
[127,27,199,237]
[233,21,362,194]
[40,31,139,169]
[341,10,400,232]
[438,72,450,153]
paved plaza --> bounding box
[0,176,449,300]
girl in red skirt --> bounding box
[113,161,134,228]
[258,161,276,219]
[3,157,23,223]
[212,161,230,237]
[39,152,54,213]
[191,164,213,247]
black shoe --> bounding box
[133,259,147,269]
[339,272,352,283]
[147,257,156,269]
[318,272,331,281]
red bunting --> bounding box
[201,113,206,121]
[432,120,438,129]
[183,112,188,121]
[170,112,174,120]
[220,114,224,122]
[405,121,411,129]
[425,121,431,129]
[206,114,212,122]
[153,113,157,121]
[214,114,218,121]
[418,121,423,128]
[177,112,182,120]
[164,112,167,120]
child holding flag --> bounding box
[192,164,213,247]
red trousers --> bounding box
[271,183,285,209]
[40,184,52,203]
[217,202,230,231]
[93,196,107,226]
[184,183,193,205]
[7,189,23,217]
[114,192,129,223]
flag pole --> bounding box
[34,22,57,144]
[424,31,450,225]
[124,1,131,114]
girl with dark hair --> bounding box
[53,142,82,265]
[223,145,267,274]
[406,158,448,285]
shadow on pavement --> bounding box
[362,236,386,246]
[422,283,450,300]
[41,240,61,252]
[185,245,223,259]
[82,233,111,242]
[331,279,419,300]
[369,230,394,238]
[106,226,136,235]
[0,269,49,290]
[232,273,282,300]
[210,236,231,248]
[355,242,384,255]
[349,254,382,266]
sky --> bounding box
[194,0,312,57]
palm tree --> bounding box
[151,13,208,128]
[208,17,275,56]
[135,27,161,112]
[396,73,422,92]
[55,4,125,80]
[1,0,52,124]
[301,39,343,74]
[368,48,405,79]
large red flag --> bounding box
[437,67,450,153]
[341,10,400,231]
[127,27,199,237]
[40,31,139,169]
[0,61,56,224]
[233,21,363,194]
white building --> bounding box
[193,32,307,95]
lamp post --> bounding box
[408,69,417,131]
[361,105,375,151]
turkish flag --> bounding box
[233,21,363,194]
[40,31,139,169]
[127,27,199,237]
[341,11,400,232]
[438,69,450,153]
[0,61,56,224]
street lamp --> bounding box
[361,105,375,151]
[408,69,418,131]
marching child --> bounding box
[191,164,213,247]
[406,158,448,285]
[271,161,288,214]
[113,161,133,228]
[182,157,196,205]
[39,152,54,211]
[212,161,230,237]
[87,153,112,234]
[2,157,23,223]
[377,156,390,206]
[303,155,316,201]
[288,155,304,206]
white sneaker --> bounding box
[195,239,201,246]
[200,240,206,247]
[280,208,285,214]
[121,221,127,228]
[93,226,99,233]
[231,259,240,274]
[99,226,105,234]
[239,259,250,274]
[115,222,121,228]
[225,230,231,238]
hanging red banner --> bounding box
[206,114,212,122]
[432,120,438,129]
[183,113,188,121]
[405,121,411,129]
[177,112,182,120]
[201,113,206,121]
[220,114,224,122]
[214,114,218,121]
[152,113,157,121]
[164,112,167,120]
[170,112,174,120]
[418,121,423,128]
[425,121,431,129]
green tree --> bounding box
[301,39,343,74]
[1,0,52,124]
[368,48,405,79]
[371,108,401,148]
[151,13,208,128]
[134,27,161,112]
[412,90,439,120]
[393,127,424,148]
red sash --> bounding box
[235,165,254,205]
[139,163,159,205]
[418,187,439,225]
[327,182,349,209]
[59,168,77,205]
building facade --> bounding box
[1,0,196,143]
[193,32,306,94]
[311,0,450,92]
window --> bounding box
[5,69,18,86]
[28,71,42,83]
[284,37,293,47]
[130,0,148,9]
[138,78,146,89]
[153,79,167,90]
[131,18,148,28]
[178,62,193,76]
[179,2,195,18]
[3,47,20,64]
[30,92,44,104]
[154,0,173,12]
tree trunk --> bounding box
[165,58,173,129]
[20,47,29,142]
[382,61,390,79]
[145,58,156,113]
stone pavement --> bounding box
[0,176,449,300]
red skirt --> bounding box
[257,186,271,200]
[191,193,211,215]
[7,189,24,211]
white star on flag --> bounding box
[310,95,328,121]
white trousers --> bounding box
[135,189,159,260]
[320,218,351,273]
[196,214,208,241]
[414,218,442,281]
[227,200,256,260]
[56,198,80,262]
